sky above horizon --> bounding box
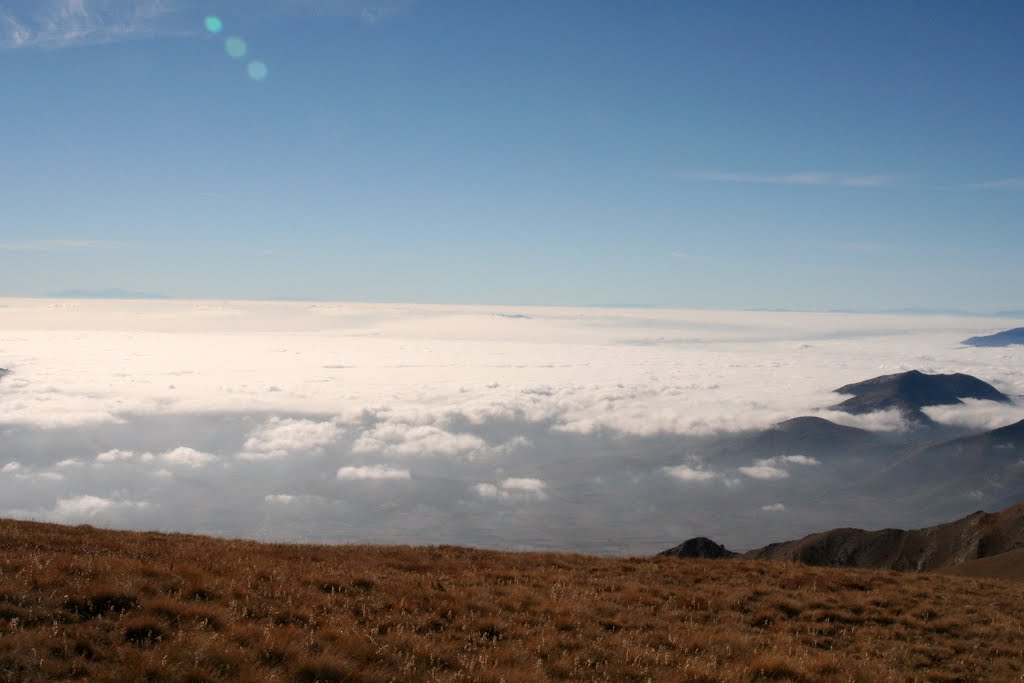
[2,1,1024,310]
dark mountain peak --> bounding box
[832,370,1010,423]
[659,537,737,559]
[963,328,1024,348]
[773,416,870,437]
[740,416,878,458]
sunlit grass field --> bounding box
[1,518,1022,682]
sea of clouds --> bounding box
[1,299,1022,553]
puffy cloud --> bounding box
[56,458,84,467]
[474,477,547,501]
[96,449,134,463]
[352,423,487,457]
[474,483,499,498]
[740,455,819,480]
[265,494,296,504]
[663,465,717,482]
[159,447,216,468]
[922,399,1024,431]
[239,417,343,461]
[51,495,147,520]
[773,455,820,466]
[500,477,546,493]
[2,462,21,473]
[739,465,789,480]
[761,503,786,512]
[337,465,411,481]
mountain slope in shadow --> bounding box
[662,499,1024,577]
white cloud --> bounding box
[96,449,134,463]
[684,170,897,188]
[0,299,1020,441]
[159,447,216,468]
[1,0,183,50]
[2,462,22,473]
[337,465,411,480]
[239,417,343,460]
[474,483,500,498]
[474,477,547,500]
[663,465,717,482]
[738,465,789,480]
[500,477,546,493]
[353,423,487,457]
[922,399,1024,431]
[51,494,147,519]
[56,458,84,467]
[761,503,786,512]
[265,494,296,504]
[739,455,819,481]
[773,455,820,466]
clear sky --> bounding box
[2,0,1023,311]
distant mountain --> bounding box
[659,537,736,559]
[47,289,170,300]
[962,328,1024,348]
[744,416,878,455]
[831,370,1010,424]
[662,501,1024,574]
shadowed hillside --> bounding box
[745,503,1024,571]
[2,519,1024,682]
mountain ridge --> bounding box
[963,327,1024,347]
[661,499,1024,579]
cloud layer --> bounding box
[0,299,1022,554]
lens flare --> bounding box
[247,61,269,81]
[225,37,247,59]
[203,16,223,34]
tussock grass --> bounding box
[1,518,1023,681]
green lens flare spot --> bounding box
[204,16,223,34]
[225,37,247,59]
[247,61,269,81]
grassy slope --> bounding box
[938,547,1024,582]
[2,519,1023,682]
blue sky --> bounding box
[2,0,1023,310]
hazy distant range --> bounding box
[0,298,1022,555]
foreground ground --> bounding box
[1,519,1022,682]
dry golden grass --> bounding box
[1,518,1023,682]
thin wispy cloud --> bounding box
[0,239,127,252]
[0,0,406,50]
[970,177,1024,190]
[0,0,184,50]
[684,170,898,188]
